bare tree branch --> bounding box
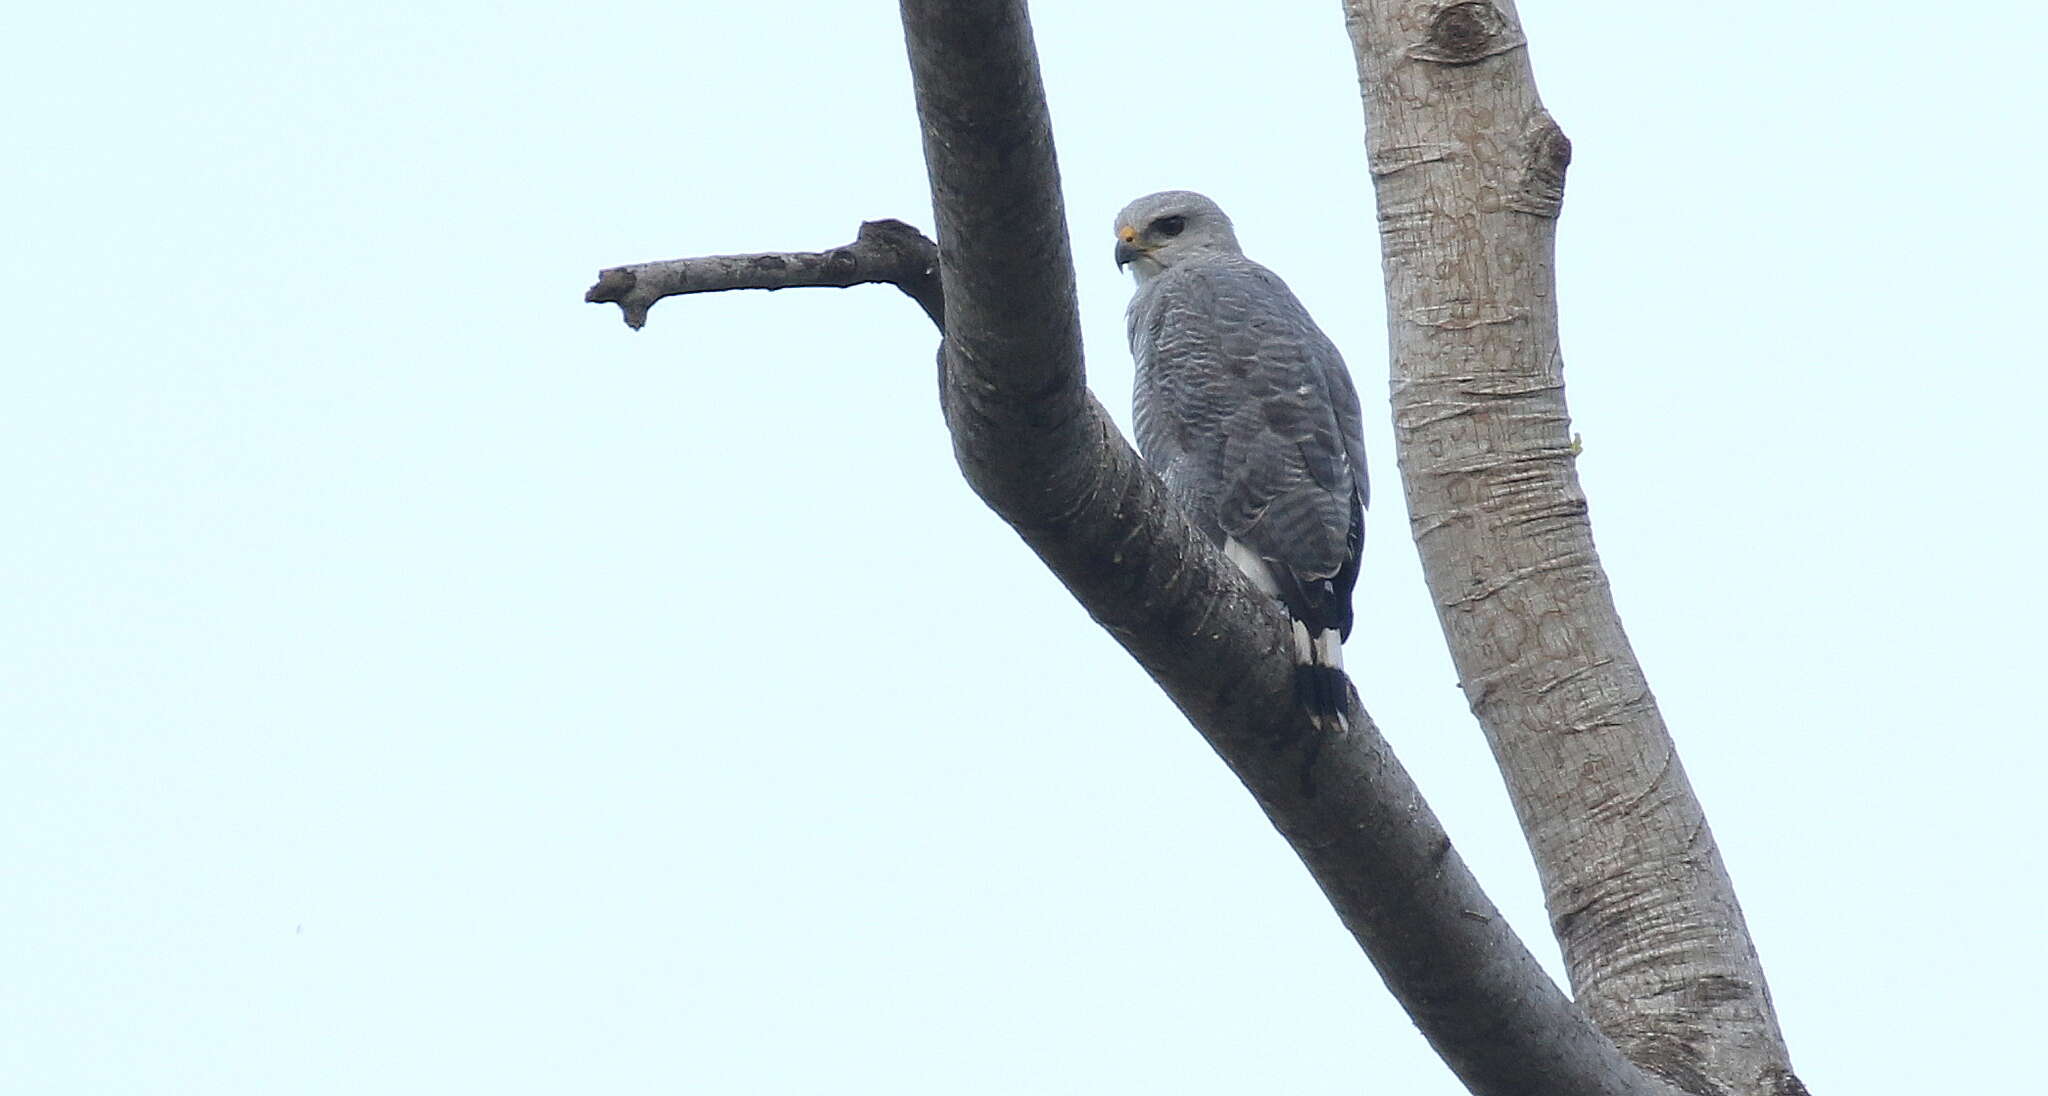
[585,219,943,330]
[892,2,1684,1094]
[1342,2,1803,1093]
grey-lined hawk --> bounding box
[1115,190,1367,731]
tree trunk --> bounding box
[1342,3,1801,1093]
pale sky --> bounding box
[6,2,2043,1093]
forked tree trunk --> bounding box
[587,3,1807,1093]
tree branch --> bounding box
[891,3,1680,1095]
[1342,2,1803,1093]
[585,218,943,330]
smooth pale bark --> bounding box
[1341,3,1803,1094]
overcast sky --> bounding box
[7,2,2044,1093]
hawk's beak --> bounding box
[1115,226,1145,271]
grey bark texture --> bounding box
[584,219,942,329]
[1341,3,1804,1094]
[585,2,1809,1094]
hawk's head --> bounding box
[1114,191,1242,283]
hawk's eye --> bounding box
[1153,215,1187,238]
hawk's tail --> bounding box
[1290,620,1351,736]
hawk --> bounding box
[1115,191,1368,732]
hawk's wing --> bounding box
[1129,259,1366,637]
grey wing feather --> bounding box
[1130,259,1367,635]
